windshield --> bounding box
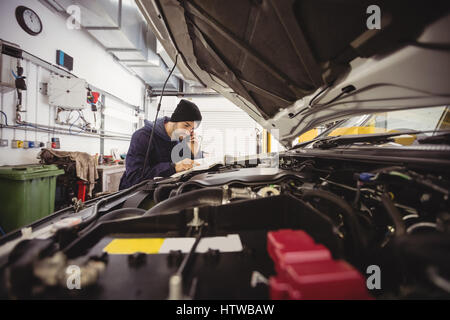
[296,105,450,146]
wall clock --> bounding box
[15,6,43,36]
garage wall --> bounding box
[0,0,144,166]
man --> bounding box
[119,99,203,190]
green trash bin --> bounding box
[0,164,64,234]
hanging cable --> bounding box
[141,54,179,179]
[0,111,8,126]
[68,112,81,135]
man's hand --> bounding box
[175,158,199,173]
[187,132,201,156]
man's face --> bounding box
[171,121,195,141]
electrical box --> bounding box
[0,41,22,94]
[48,74,88,110]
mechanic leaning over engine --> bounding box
[119,99,203,189]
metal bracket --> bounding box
[72,197,84,213]
[39,82,48,95]
[187,207,206,230]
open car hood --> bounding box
[136,0,450,146]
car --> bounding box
[0,0,449,299]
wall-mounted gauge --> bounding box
[15,6,43,36]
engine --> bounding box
[1,154,449,299]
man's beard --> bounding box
[171,128,190,142]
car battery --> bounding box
[267,229,371,300]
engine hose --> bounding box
[168,188,179,198]
[78,207,147,236]
[144,187,223,217]
[77,197,107,231]
[77,179,151,231]
[97,208,146,223]
[380,192,406,236]
[301,189,367,256]
[154,184,179,204]
[175,181,203,196]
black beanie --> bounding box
[170,99,202,123]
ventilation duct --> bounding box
[40,0,180,90]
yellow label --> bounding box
[103,238,165,254]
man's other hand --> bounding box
[175,158,199,172]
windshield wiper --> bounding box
[300,130,450,149]
[418,132,450,145]
[313,133,397,149]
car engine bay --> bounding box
[1,152,449,299]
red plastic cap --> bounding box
[268,230,331,272]
[267,229,372,300]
